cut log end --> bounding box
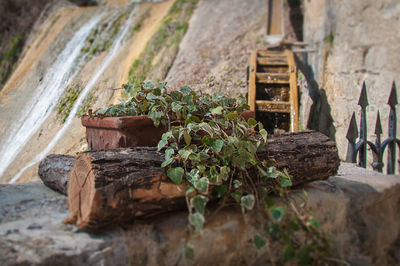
[67,154,97,228]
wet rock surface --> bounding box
[1,164,400,265]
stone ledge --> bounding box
[1,163,399,265]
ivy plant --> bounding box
[91,81,338,265]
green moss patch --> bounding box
[0,35,24,85]
[128,0,199,87]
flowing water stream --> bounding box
[0,2,139,183]
[0,15,103,181]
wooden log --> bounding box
[64,131,339,229]
[38,154,75,195]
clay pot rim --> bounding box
[81,110,255,130]
[81,115,155,129]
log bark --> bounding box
[38,154,75,195]
[64,130,339,229]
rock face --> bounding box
[1,164,400,265]
[0,0,98,91]
[166,0,267,96]
[301,0,400,160]
[0,0,175,183]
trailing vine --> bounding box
[92,81,338,265]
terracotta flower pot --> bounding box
[82,111,255,151]
[82,115,165,151]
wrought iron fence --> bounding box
[346,81,399,174]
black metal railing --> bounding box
[346,81,399,174]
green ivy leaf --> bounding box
[144,81,155,89]
[259,128,268,142]
[189,212,205,232]
[248,118,257,127]
[161,157,174,168]
[232,148,253,170]
[306,216,320,228]
[161,131,173,141]
[282,244,295,264]
[253,234,266,250]
[289,220,300,231]
[280,177,292,188]
[266,166,277,178]
[178,149,192,162]
[190,195,208,214]
[157,83,166,91]
[186,186,195,195]
[126,108,137,116]
[184,245,194,260]
[227,112,239,120]
[182,95,194,105]
[171,90,182,100]
[233,180,242,188]
[194,177,209,193]
[188,115,200,123]
[165,148,174,158]
[269,206,285,222]
[124,84,134,94]
[148,110,163,127]
[219,166,230,181]
[211,139,224,152]
[197,165,206,174]
[167,167,184,185]
[246,141,257,155]
[231,191,242,202]
[184,131,191,146]
[215,185,227,198]
[157,139,167,151]
[209,165,218,177]
[267,223,279,236]
[96,108,108,115]
[146,93,158,100]
[187,169,199,185]
[199,122,213,137]
[257,166,268,177]
[171,102,183,112]
[162,149,175,167]
[241,194,255,210]
[201,135,212,146]
[297,245,313,266]
[180,85,192,95]
[210,106,223,115]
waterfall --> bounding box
[0,15,103,182]
[8,4,138,184]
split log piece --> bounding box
[63,131,339,229]
[38,154,75,195]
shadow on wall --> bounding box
[285,0,335,139]
[295,54,336,141]
[287,0,303,41]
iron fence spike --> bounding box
[388,81,398,109]
[346,112,358,142]
[358,81,369,108]
[375,111,383,135]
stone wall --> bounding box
[1,164,400,265]
[301,0,400,161]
